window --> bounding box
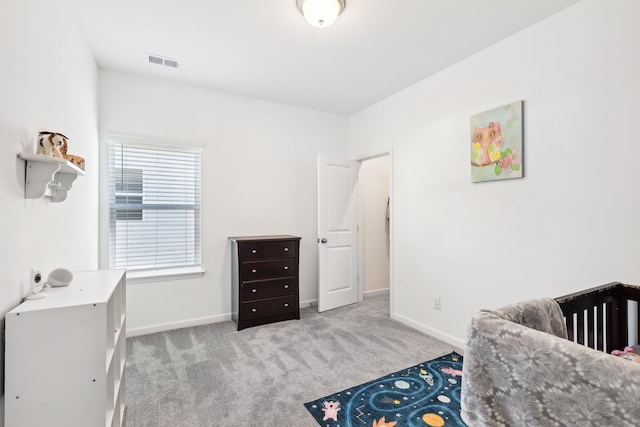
[108,139,202,276]
[114,168,143,221]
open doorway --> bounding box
[358,154,391,313]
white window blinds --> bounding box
[108,139,202,273]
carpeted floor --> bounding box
[124,294,458,426]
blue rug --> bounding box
[304,352,466,427]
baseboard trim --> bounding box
[300,299,317,308]
[391,312,466,352]
[127,300,318,337]
[364,288,390,297]
[127,313,231,337]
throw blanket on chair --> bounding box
[461,298,640,426]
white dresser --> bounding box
[4,269,126,427]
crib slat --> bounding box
[597,303,605,351]
[576,309,585,345]
[607,300,620,352]
[566,314,574,342]
[586,306,595,349]
[618,299,629,349]
[637,303,640,345]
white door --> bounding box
[317,155,359,312]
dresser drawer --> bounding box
[240,259,296,280]
[240,295,297,320]
[238,240,298,261]
[241,277,296,301]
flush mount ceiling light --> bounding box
[296,0,345,28]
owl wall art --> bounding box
[470,100,523,182]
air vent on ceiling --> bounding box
[146,53,180,69]
[163,58,179,69]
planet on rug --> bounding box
[304,352,466,427]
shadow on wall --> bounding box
[15,156,25,193]
[1,317,4,394]
[385,196,390,258]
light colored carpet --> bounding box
[124,294,458,426]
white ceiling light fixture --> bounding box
[296,0,345,28]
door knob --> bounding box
[320,238,327,244]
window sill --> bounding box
[126,266,205,284]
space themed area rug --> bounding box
[304,352,466,427]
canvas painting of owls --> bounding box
[470,101,523,182]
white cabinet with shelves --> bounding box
[4,269,126,427]
[18,152,85,202]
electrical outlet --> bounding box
[433,295,441,310]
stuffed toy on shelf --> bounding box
[37,131,66,158]
[37,131,85,170]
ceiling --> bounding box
[73,0,581,115]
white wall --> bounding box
[99,71,347,334]
[0,0,99,424]
[360,156,390,293]
[348,0,640,347]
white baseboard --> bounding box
[300,299,317,308]
[391,312,466,352]
[364,288,390,297]
[126,313,232,337]
[127,300,319,337]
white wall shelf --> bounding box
[4,269,126,427]
[18,152,85,202]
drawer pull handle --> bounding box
[284,303,289,307]
[252,289,257,293]
[252,308,257,312]
[283,266,289,270]
[252,269,257,273]
[284,247,289,251]
[252,249,257,254]
[284,284,289,289]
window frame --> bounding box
[101,135,204,283]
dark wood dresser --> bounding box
[229,235,301,330]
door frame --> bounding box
[355,148,393,313]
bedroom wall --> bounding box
[99,70,347,335]
[0,0,99,423]
[348,0,640,347]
